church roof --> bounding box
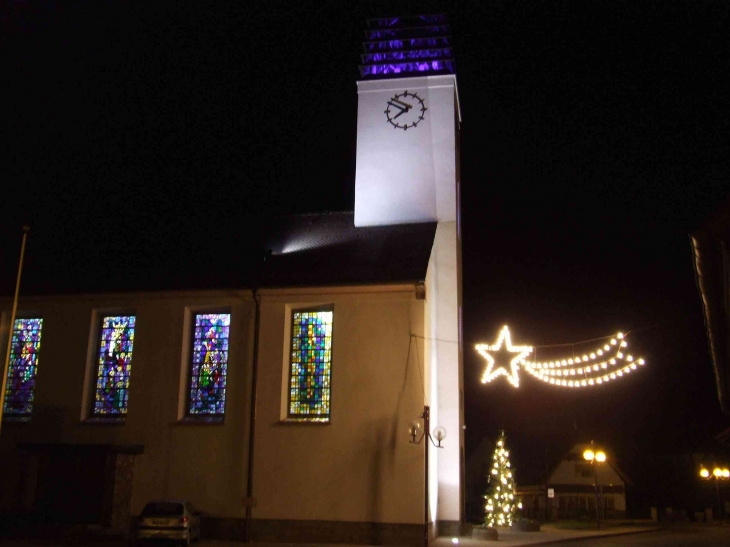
[262,212,436,288]
[691,193,730,414]
[14,212,436,295]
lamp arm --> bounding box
[427,433,445,448]
[410,431,427,445]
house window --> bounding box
[188,313,230,416]
[2,318,43,417]
[288,309,333,420]
[92,315,136,416]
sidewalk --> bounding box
[431,523,662,547]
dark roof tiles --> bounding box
[15,212,436,295]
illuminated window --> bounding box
[288,308,333,420]
[188,313,230,416]
[92,315,136,416]
[2,318,43,418]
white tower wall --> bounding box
[355,75,458,227]
[425,220,463,531]
[355,73,463,533]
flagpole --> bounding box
[0,226,30,438]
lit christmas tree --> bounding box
[484,431,522,527]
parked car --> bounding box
[136,500,201,545]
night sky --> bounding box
[2,1,728,479]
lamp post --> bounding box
[583,442,606,530]
[409,405,446,547]
[699,466,730,522]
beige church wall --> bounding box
[0,435,24,510]
[0,284,437,527]
[0,290,255,519]
[124,293,254,518]
[252,285,426,525]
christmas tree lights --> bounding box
[475,328,646,389]
[484,431,522,527]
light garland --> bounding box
[522,332,627,369]
[475,327,646,389]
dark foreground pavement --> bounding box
[4,522,730,547]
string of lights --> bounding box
[522,357,645,387]
[525,332,628,369]
[475,326,646,389]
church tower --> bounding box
[355,15,464,535]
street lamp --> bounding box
[583,442,607,530]
[699,465,730,521]
[409,405,446,547]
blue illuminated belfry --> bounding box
[359,14,455,79]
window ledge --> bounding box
[177,416,225,425]
[278,418,331,425]
[2,416,31,424]
[82,417,126,425]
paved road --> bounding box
[561,526,729,546]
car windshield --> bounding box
[142,502,184,516]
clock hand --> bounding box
[393,109,408,120]
[391,98,412,110]
[387,101,407,113]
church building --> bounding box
[0,15,464,545]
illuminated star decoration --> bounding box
[475,328,647,389]
[475,326,533,388]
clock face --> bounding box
[384,91,427,130]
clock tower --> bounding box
[354,18,460,227]
[354,15,464,537]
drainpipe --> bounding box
[0,226,29,440]
[423,405,430,547]
[245,289,261,542]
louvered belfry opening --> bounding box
[359,14,455,79]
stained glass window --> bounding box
[288,309,333,420]
[3,318,43,417]
[188,313,230,416]
[93,315,136,416]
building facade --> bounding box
[517,444,628,521]
[0,15,463,545]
